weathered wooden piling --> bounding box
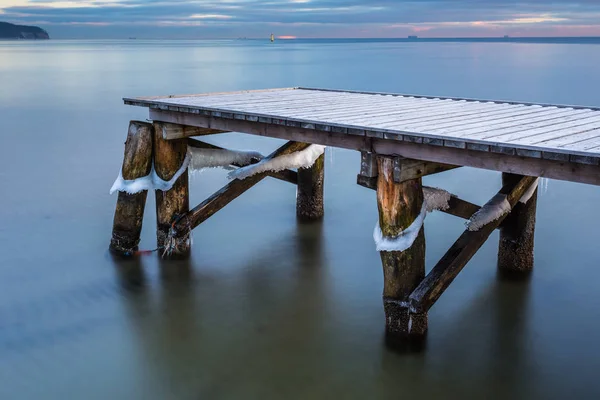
[153,122,190,256]
[498,173,537,273]
[297,152,325,220]
[376,156,427,337]
[110,121,153,255]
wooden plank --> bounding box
[428,108,592,137]
[393,158,459,183]
[280,96,437,119]
[491,115,600,143]
[531,127,600,148]
[171,142,311,236]
[149,109,600,186]
[409,175,537,313]
[336,100,476,124]
[315,100,481,123]
[155,88,326,106]
[124,87,298,102]
[298,87,600,111]
[372,102,521,127]
[215,91,356,110]
[161,123,227,140]
[155,92,346,114]
[455,110,597,139]
[559,132,600,151]
[387,105,555,131]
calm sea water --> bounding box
[1,39,600,399]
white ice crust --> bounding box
[109,150,192,195]
[466,193,511,231]
[228,145,326,180]
[189,147,263,171]
[373,186,453,252]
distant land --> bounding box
[0,21,49,39]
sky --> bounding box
[1,0,600,39]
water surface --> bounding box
[1,39,600,399]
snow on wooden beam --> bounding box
[170,141,310,238]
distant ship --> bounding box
[270,33,275,42]
[408,35,418,40]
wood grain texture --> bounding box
[161,123,227,140]
[153,122,190,256]
[125,88,600,165]
[498,173,537,274]
[297,153,324,220]
[148,110,600,185]
[110,121,153,255]
[377,156,427,337]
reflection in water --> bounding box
[113,222,330,398]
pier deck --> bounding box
[125,87,600,185]
[113,87,600,345]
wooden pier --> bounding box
[111,87,600,341]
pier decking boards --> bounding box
[125,87,600,185]
[114,87,599,344]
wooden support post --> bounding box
[376,156,427,338]
[498,173,537,274]
[297,152,325,220]
[154,122,190,256]
[110,121,153,255]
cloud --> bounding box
[1,0,600,38]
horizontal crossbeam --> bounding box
[162,123,227,140]
[357,176,481,222]
[187,138,298,184]
[171,141,310,237]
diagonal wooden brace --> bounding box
[409,175,537,314]
[171,141,311,238]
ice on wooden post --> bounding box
[110,151,191,194]
[376,156,426,338]
[499,173,538,273]
[374,203,427,252]
[373,186,451,252]
[153,123,190,257]
[110,121,153,255]
[228,144,325,180]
